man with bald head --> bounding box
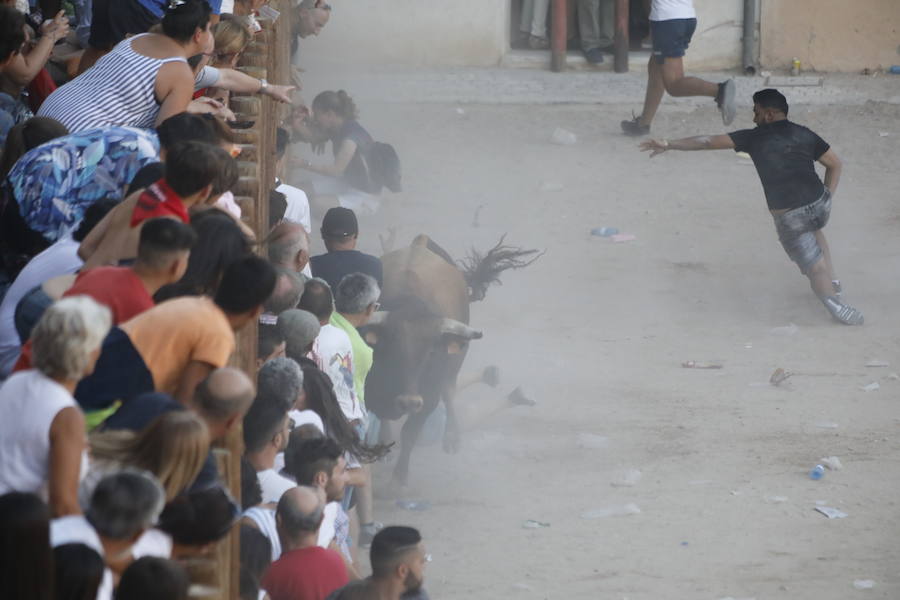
[269,221,311,278]
[265,266,306,317]
[101,367,256,490]
[263,486,348,600]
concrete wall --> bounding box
[681,0,745,70]
[760,0,900,72]
[305,0,744,69]
[305,0,510,67]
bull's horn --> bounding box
[439,318,483,340]
[366,311,390,326]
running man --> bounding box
[639,88,863,325]
[621,0,736,136]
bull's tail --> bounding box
[459,235,543,302]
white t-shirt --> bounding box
[276,183,313,278]
[288,409,324,433]
[277,183,311,234]
[0,370,87,498]
[51,516,114,600]
[131,528,174,559]
[272,410,325,474]
[0,236,82,376]
[257,468,296,504]
[318,501,338,548]
[650,0,696,21]
[310,324,364,422]
[243,506,281,561]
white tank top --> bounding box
[38,34,187,133]
[0,370,87,498]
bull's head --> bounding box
[362,311,482,420]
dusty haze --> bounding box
[290,62,900,599]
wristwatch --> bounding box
[258,78,269,94]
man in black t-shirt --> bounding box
[638,88,863,325]
[310,207,383,292]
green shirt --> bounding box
[330,312,373,406]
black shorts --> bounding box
[88,0,160,50]
[650,18,697,64]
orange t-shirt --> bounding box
[121,296,235,394]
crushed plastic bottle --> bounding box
[809,464,825,480]
[591,227,619,237]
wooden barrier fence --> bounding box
[190,2,293,597]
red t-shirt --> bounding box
[131,179,189,227]
[262,547,348,600]
[65,266,154,324]
[13,267,154,373]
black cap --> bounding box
[320,207,358,239]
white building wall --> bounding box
[304,0,744,70]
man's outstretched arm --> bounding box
[640,134,735,157]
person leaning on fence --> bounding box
[0,296,111,517]
[79,141,232,269]
[40,0,217,133]
[74,255,276,411]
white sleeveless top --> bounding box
[38,34,187,133]
[0,370,87,497]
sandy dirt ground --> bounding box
[291,77,900,599]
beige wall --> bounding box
[683,0,745,70]
[303,0,510,67]
[760,0,900,72]
[304,0,744,69]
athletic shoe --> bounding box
[822,296,864,325]
[584,47,605,64]
[528,35,549,50]
[717,79,737,125]
[621,116,650,136]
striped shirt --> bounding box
[38,34,187,133]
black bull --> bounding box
[362,235,539,485]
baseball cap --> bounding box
[320,207,358,238]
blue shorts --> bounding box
[650,18,697,64]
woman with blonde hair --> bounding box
[90,411,210,501]
[204,15,253,106]
[212,15,252,68]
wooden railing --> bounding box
[190,3,293,597]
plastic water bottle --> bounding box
[591,227,619,237]
[809,464,825,480]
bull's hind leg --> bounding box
[392,408,431,487]
[442,386,461,454]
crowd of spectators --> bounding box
[0,1,425,599]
